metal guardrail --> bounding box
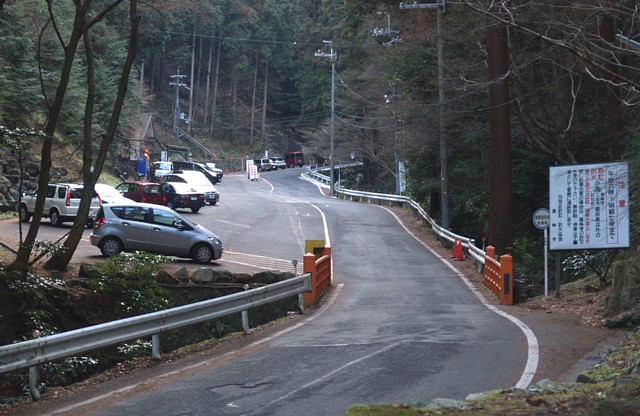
[304,165,486,267]
[0,274,311,376]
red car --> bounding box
[115,181,166,205]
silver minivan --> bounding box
[90,202,223,263]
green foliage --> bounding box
[1,270,65,339]
[510,235,545,300]
[562,250,617,284]
[91,252,174,315]
[41,356,100,387]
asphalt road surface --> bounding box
[2,168,537,415]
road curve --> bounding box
[4,169,538,416]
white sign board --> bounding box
[246,159,258,181]
[549,162,629,250]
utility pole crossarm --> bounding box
[399,1,445,12]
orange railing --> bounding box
[483,246,513,305]
[303,246,332,309]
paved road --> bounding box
[2,169,535,415]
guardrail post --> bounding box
[303,253,317,309]
[500,254,514,305]
[152,334,161,360]
[241,310,250,334]
[29,366,40,400]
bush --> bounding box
[90,252,174,315]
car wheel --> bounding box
[191,206,200,213]
[86,219,94,229]
[209,201,217,205]
[191,243,213,264]
[18,205,31,223]
[99,237,123,257]
[167,200,174,210]
[49,209,62,227]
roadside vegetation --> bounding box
[0,250,299,408]
[1,1,640,414]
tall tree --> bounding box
[8,0,136,273]
[47,0,140,270]
[487,6,512,255]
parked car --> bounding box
[252,158,272,172]
[90,202,223,263]
[284,151,305,168]
[172,160,222,184]
[270,156,286,170]
[151,161,173,180]
[116,181,166,205]
[160,182,206,213]
[18,183,100,227]
[94,183,134,205]
[204,162,224,182]
[162,171,219,205]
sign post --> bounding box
[533,208,550,299]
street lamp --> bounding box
[315,40,337,194]
[400,0,449,229]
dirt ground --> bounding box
[0,206,626,414]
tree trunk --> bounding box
[208,34,221,136]
[261,58,269,149]
[250,51,259,146]
[204,34,213,127]
[47,0,140,270]
[9,3,87,274]
[487,17,512,255]
[601,14,624,161]
[188,30,195,135]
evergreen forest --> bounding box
[1,1,640,286]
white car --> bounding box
[162,171,219,205]
[18,183,101,227]
[270,157,286,170]
[94,183,135,205]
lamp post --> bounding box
[400,0,449,229]
[315,41,337,194]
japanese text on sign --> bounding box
[549,162,629,250]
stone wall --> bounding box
[0,142,78,212]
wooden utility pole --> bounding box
[487,13,512,255]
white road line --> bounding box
[378,205,539,389]
[214,219,252,229]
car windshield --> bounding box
[155,162,172,170]
[145,184,162,194]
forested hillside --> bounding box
[1,1,639,287]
